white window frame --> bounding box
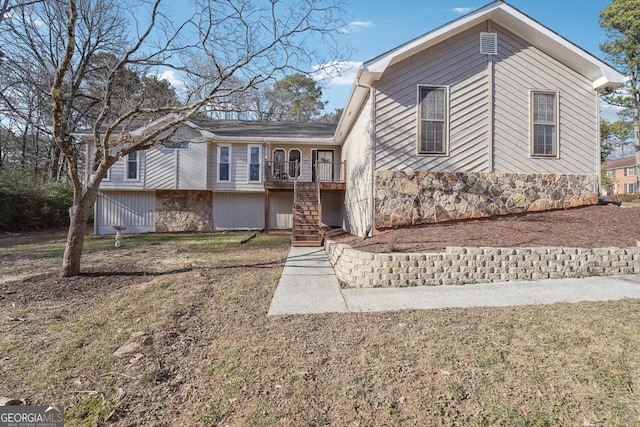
[247,144,262,183]
[125,151,139,181]
[625,182,636,194]
[217,144,231,182]
[624,166,635,176]
[606,170,614,178]
[288,148,302,178]
[530,90,559,158]
[163,140,191,150]
[271,148,287,181]
[417,85,449,156]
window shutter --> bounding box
[480,32,497,55]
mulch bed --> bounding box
[331,204,640,253]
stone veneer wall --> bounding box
[325,239,640,288]
[155,190,212,232]
[375,171,598,228]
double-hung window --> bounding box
[125,151,139,180]
[248,145,261,182]
[531,91,558,157]
[218,145,231,182]
[418,86,447,155]
[624,166,635,176]
[625,182,636,193]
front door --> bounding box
[314,149,334,182]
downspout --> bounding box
[355,79,376,238]
[596,89,602,196]
[487,20,495,172]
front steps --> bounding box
[292,182,323,247]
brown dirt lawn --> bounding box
[1,209,640,426]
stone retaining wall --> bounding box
[325,239,640,288]
[156,190,212,232]
[375,171,598,228]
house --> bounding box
[84,119,345,246]
[604,157,637,194]
[80,1,626,243]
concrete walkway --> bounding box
[268,246,640,315]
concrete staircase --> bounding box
[292,182,323,247]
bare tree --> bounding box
[6,0,346,276]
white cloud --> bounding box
[340,20,374,34]
[451,7,473,14]
[154,70,185,90]
[312,61,362,86]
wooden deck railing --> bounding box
[265,160,346,183]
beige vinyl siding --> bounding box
[269,192,293,229]
[176,142,207,189]
[89,144,146,190]
[492,23,597,174]
[145,147,176,189]
[95,191,155,234]
[374,23,490,173]
[320,192,344,227]
[213,191,294,230]
[343,92,374,237]
[209,142,265,191]
[212,192,264,230]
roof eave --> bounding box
[208,136,336,145]
[360,1,627,93]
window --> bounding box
[248,145,261,182]
[272,148,286,180]
[418,86,447,155]
[624,166,635,176]
[531,91,558,157]
[163,141,190,149]
[288,149,301,178]
[625,182,636,193]
[606,170,614,178]
[218,145,231,182]
[125,151,139,180]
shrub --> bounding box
[0,170,74,231]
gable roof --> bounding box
[75,114,337,143]
[335,0,627,142]
[189,118,336,140]
[363,1,625,91]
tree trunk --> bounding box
[61,201,89,277]
[50,144,61,182]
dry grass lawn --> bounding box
[1,229,639,426]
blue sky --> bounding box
[318,0,618,118]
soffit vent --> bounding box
[480,32,498,55]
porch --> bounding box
[263,160,346,245]
[264,160,346,191]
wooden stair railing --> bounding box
[291,179,323,247]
